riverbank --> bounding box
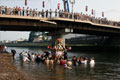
[1,42,120,47]
[0,53,27,80]
[0,42,50,47]
[1,43,120,52]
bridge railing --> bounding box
[0,6,120,27]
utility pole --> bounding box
[70,0,75,19]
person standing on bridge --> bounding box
[26,7,29,16]
[41,9,44,17]
[32,9,35,17]
[35,8,38,17]
[49,9,52,18]
[12,7,15,15]
[46,10,48,18]
[9,7,12,15]
[59,10,63,17]
[15,6,18,15]
[55,9,57,17]
[2,6,5,14]
[22,7,25,16]
[5,6,7,15]
[18,7,21,16]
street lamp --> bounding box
[69,0,75,19]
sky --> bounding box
[0,0,120,41]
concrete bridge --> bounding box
[0,14,120,46]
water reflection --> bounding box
[90,64,95,68]
[7,47,120,80]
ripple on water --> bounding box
[7,47,120,80]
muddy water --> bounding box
[7,47,120,80]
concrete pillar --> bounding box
[49,28,73,60]
[50,28,73,48]
[50,29,66,48]
[51,34,65,49]
[49,29,66,60]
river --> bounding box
[6,47,120,80]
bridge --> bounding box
[0,12,120,46]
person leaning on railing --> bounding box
[4,6,7,14]
[1,6,5,14]
[45,10,48,18]
[18,7,21,16]
[55,9,57,17]
[58,10,62,18]
[41,9,44,17]
[22,7,25,16]
[1,6,120,27]
[14,6,17,15]
[35,9,38,17]
[26,7,29,16]
[9,7,12,15]
[49,9,52,18]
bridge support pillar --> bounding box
[50,29,66,48]
[50,28,73,48]
[49,28,73,60]
[49,29,66,60]
[52,34,65,48]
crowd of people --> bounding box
[0,6,120,27]
[11,49,95,69]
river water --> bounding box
[7,47,120,80]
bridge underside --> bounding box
[0,17,57,32]
[1,17,120,36]
[0,15,120,35]
[1,15,120,45]
[49,18,120,36]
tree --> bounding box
[28,32,49,42]
[42,32,48,41]
[28,31,36,42]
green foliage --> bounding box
[28,31,49,42]
[42,32,48,41]
[28,32,36,42]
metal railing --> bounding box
[0,6,120,27]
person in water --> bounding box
[11,49,16,60]
[63,49,68,60]
[45,57,50,66]
[90,57,95,65]
[44,51,50,58]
